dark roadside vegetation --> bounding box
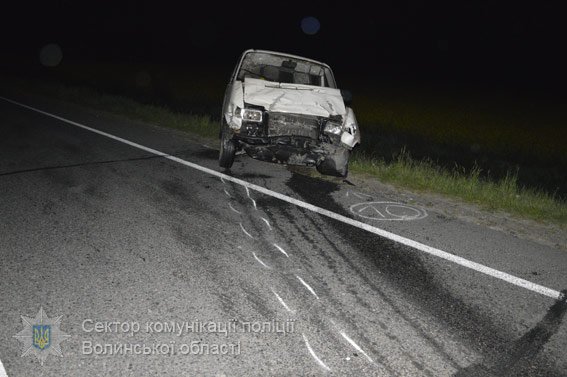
[2,59,566,224]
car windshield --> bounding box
[236,51,336,88]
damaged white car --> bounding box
[220,49,360,177]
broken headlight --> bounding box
[235,107,263,123]
[323,120,343,135]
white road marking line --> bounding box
[252,252,271,269]
[273,243,290,258]
[4,96,561,301]
[223,189,232,198]
[239,223,254,239]
[0,358,8,377]
[202,144,215,150]
[220,176,226,184]
[271,288,295,313]
[228,203,241,214]
[260,217,272,230]
[302,333,331,372]
[340,331,374,363]
[296,275,320,300]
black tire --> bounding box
[219,137,236,169]
[316,150,349,177]
[331,158,349,178]
[336,159,349,178]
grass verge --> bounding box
[17,80,219,139]
[351,151,567,224]
[6,77,567,225]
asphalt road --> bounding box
[0,92,566,376]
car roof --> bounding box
[240,49,332,69]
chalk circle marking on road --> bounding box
[350,201,427,221]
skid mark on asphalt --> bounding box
[328,313,402,376]
[302,333,331,372]
[228,202,241,214]
[4,96,560,300]
[290,174,567,372]
[233,189,404,375]
[226,181,372,371]
[233,175,460,374]
[245,186,257,210]
[252,252,271,269]
[0,154,163,177]
[456,290,567,376]
[296,275,320,300]
[272,243,290,258]
[8,97,563,374]
[260,217,272,230]
[271,288,295,314]
[239,222,254,239]
[284,175,469,369]
[339,331,374,364]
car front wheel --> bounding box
[316,149,350,177]
[219,134,237,169]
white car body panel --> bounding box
[223,81,244,130]
[341,107,361,148]
[243,77,346,118]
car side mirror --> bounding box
[341,89,353,106]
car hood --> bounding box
[243,77,346,118]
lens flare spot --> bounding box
[39,43,63,67]
[301,16,320,35]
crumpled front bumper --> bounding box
[235,135,347,167]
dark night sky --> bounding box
[2,1,566,91]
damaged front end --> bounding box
[220,50,361,177]
[230,107,356,177]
